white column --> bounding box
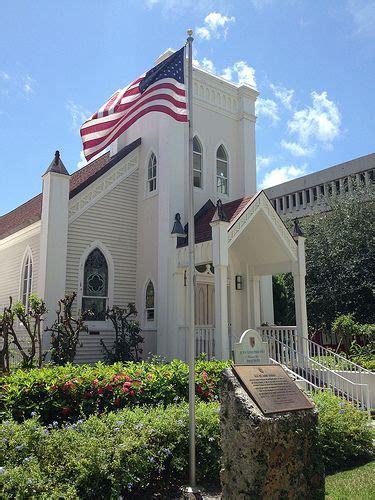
[237,86,258,195]
[259,275,274,325]
[246,266,261,329]
[210,217,229,360]
[168,233,185,360]
[38,163,70,352]
[292,236,309,358]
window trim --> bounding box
[193,135,203,189]
[215,143,229,197]
[143,277,157,330]
[145,151,158,197]
[19,246,33,311]
[78,241,114,331]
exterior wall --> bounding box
[66,170,144,363]
[0,223,41,353]
[265,153,375,217]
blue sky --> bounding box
[0,0,374,215]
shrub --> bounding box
[0,360,230,424]
[312,390,374,472]
[0,402,220,498]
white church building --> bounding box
[0,50,308,364]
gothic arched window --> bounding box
[82,248,108,321]
[145,281,155,321]
[147,153,157,192]
[216,145,228,195]
[21,252,33,309]
[193,136,203,188]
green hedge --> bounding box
[0,402,220,499]
[313,391,374,471]
[0,360,230,424]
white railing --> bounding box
[195,325,215,359]
[259,326,371,418]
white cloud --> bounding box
[76,150,88,170]
[287,91,341,146]
[260,165,307,189]
[23,75,35,95]
[256,155,276,169]
[255,98,279,124]
[221,61,256,87]
[194,57,216,72]
[281,140,314,157]
[348,0,375,38]
[0,71,10,81]
[66,101,91,134]
[270,83,294,110]
[196,12,235,40]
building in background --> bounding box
[265,153,375,217]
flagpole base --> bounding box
[180,485,204,497]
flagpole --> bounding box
[186,28,196,488]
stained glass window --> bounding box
[148,153,157,192]
[82,248,108,321]
[22,254,33,309]
[145,281,155,321]
[193,136,202,188]
[216,145,228,195]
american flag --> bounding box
[80,47,188,161]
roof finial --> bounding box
[293,218,304,238]
[54,151,60,165]
[216,199,228,222]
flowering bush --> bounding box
[0,359,230,424]
[0,402,220,498]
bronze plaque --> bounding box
[233,364,314,414]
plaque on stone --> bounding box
[233,364,314,414]
[233,329,270,365]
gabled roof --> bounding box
[179,195,257,247]
[0,138,141,240]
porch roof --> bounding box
[179,194,257,247]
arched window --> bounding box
[82,248,108,321]
[145,281,155,321]
[147,153,157,192]
[193,136,203,188]
[21,252,33,309]
[216,145,228,195]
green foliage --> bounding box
[0,360,230,424]
[0,402,221,498]
[101,304,144,363]
[332,314,361,351]
[283,188,375,333]
[272,274,295,325]
[47,292,89,366]
[311,391,374,472]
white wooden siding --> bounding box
[0,230,41,357]
[66,171,139,363]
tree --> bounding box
[296,186,374,333]
[101,304,143,363]
[46,292,89,365]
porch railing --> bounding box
[259,326,371,417]
[195,325,215,359]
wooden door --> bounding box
[195,283,215,325]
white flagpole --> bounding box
[186,28,196,488]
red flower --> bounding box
[204,391,210,398]
[124,381,132,388]
[122,387,129,393]
[97,387,104,395]
[62,381,75,394]
[115,397,121,407]
[196,386,203,394]
[130,390,135,396]
[105,384,114,392]
[61,406,71,416]
[124,375,132,382]
[92,379,99,386]
[201,371,208,382]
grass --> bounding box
[325,461,375,499]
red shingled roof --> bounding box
[180,194,258,247]
[0,139,141,240]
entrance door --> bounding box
[195,283,214,325]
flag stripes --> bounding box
[81,49,188,161]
